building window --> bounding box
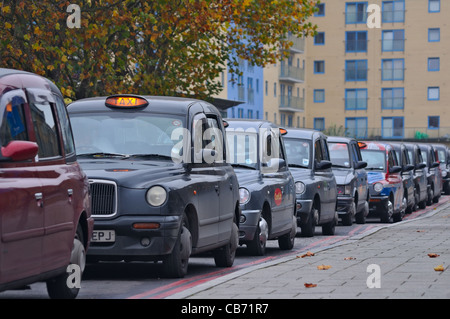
[345,89,368,110]
[382,117,404,139]
[238,108,244,119]
[428,28,440,42]
[382,30,405,51]
[314,60,325,74]
[382,88,404,109]
[346,117,368,138]
[428,116,440,129]
[274,82,277,97]
[314,89,325,103]
[346,31,368,52]
[314,118,325,131]
[428,57,440,71]
[382,59,404,81]
[428,87,440,100]
[345,2,368,24]
[345,60,368,81]
[314,32,325,45]
[315,3,325,16]
[382,0,405,23]
[429,0,440,13]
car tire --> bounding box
[355,201,368,224]
[214,222,238,267]
[380,199,393,223]
[426,188,434,206]
[322,212,337,236]
[300,207,317,237]
[163,216,192,278]
[247,217,268,256]
[412,188,419,212]
[341,202,355,226]
[278,215,296,250]
[46,224,86,299]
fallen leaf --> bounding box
[317,264,332,270]
[299,251,315,258]
[344,257,356,260]
[416,230,425,233]
[304,283,317,288]
[428,253,440,258]
[434,265,444,272]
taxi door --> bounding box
[27,89,76,270]
[190,112,219,248]
[0,90,43,283]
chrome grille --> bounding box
[89,179,117,217]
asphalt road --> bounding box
[0,202,439,299]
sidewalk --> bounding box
[170,200,450,299]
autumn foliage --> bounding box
[0,0,318,101]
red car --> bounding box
[0,68,93,298]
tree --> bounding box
[0,0,318,102]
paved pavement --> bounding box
[170,199,450,299]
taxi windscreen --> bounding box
[284,138,311,169]
[70,112,185,159]
[329,143,351,168]
[361,149,386,171]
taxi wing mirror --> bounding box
[315,160,332,170]
[403,164,414,172]
[355,161,367,169]
[431,161,439,168]
[389,165,402,174]
[415,162,426,169]
[1,141,38,162]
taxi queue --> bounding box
[1,68,449,298]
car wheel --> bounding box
[322,212,337,236]
[355,200,368,224]
[380,199,393,223]
[247,217,268,256]
[46,224,86,299]
[214,222,238,267]
[278,215,296,250]
[341,202,355,226]
[300,206,317,237]
[163,216,192,278]
[412,188,419,212]
[426,188,434,206]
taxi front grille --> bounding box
[89,179,117,217]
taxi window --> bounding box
[329,142,351,168]
[29,101,61,159]
[284,138,311,169]
[226,128,258,169]
[0,93,28,147]
[55,96,76,156]
[361,150,386,171]
[70,112,185,157]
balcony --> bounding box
[279,65,305,83]
[285,35,305,53]
[279,95,304,112]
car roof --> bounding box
[67,95,214,115]
[327,136,356,143]
[225,119,277,130]
[359,141,393,152]
[0,68,62,97]
[283,128,323,140]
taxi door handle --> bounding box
[215,185,220,195]
[35,193,43,208]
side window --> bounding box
[205,117,224,164]
[321,139,330,161]
[403,149,410,165]
[54,96,75,156]
[192,113,207,163]
[30,101,61,159]
[388,150,396,169]
[314,139,324,163]
[0,92,28,147]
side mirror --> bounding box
[389,165,402,174]
[1,140,38,162]
[315,160,332,170]
[431,161,439,168]
[355,161,367,169]
[403,164,414,172]
[415,162,426,169]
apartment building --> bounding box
[305,0,449,139]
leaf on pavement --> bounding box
[434,265,444,272]
[344,257,356,260]
[317,264,332,270]
[428,253,440,258]
[304,283,317,288]
[298,251,315,258]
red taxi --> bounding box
[0,68,93,298]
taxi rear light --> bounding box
[105,95,149,108]
[133,222,160,230]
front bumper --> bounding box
[336,196,353,215]
[239,209,261,242]
[368,195,389,213]
[87,215,181,261]
[295,199,313,225]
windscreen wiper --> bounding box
[77,152,130,159]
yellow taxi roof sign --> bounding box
[105,95,149,108]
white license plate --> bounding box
[92,230,115,242]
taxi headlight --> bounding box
[146,186,167,207]
[442,170,447,177]
[239,187,250,205]
[373,182,383,193]
[295,182,306,194]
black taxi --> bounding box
[225,120,296,256]
[67,95,240,278]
